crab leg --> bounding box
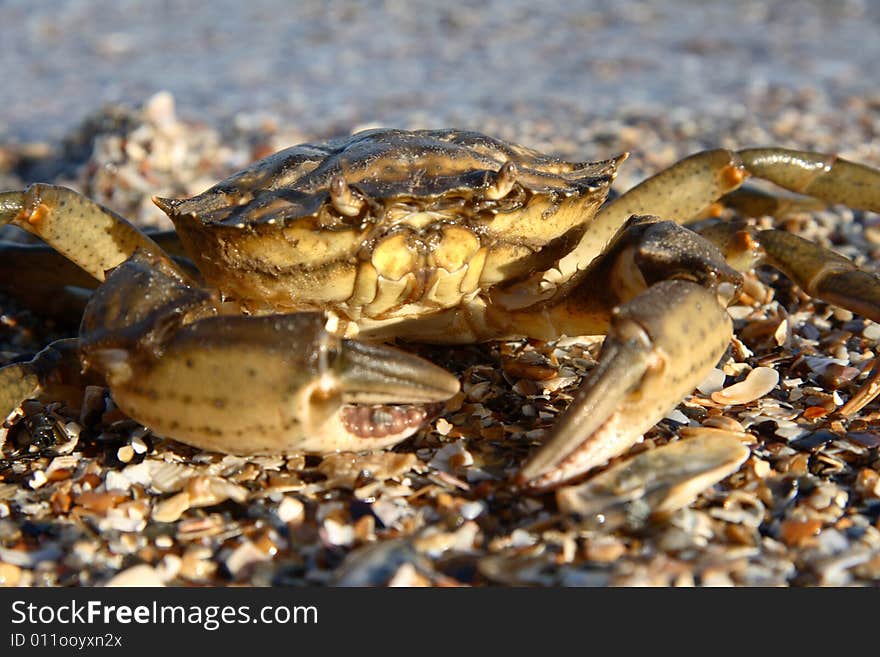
[0,241,95,320]
[0,231,198,322]
[736,148,880,212]
[601,147,880,227]
[701,222,880,414]
[701,224,880,323]
[0,184,183,283]
[696,186,824,220]
[0,339,92,420]
[497,148,880,310]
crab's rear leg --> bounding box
[701,222,880,415]
[525,148,879,300]
[598,147,880,229]
[0,230,197,322]
[0,184,181,283]
[0,339,97,421]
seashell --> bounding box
[696,368,726,395]
[711,367,779,405]
[104,564,165,587]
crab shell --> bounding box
[156,129,621,322]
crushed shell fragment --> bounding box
[555,428,750,528]
[711,367,779,405]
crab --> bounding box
[2,128,880,492]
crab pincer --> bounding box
[518,279,734,491]
[74,251,460,455]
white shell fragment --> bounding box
[104,564,165,587]
[556,429,750,530]
[152,475,249,523]
[711,367,779,405]
[696,368,726,395]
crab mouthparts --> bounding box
[341,403,438,439]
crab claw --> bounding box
[337,339,460,405]
[518,279,733,491]
[81,263,459,456]
[317,339,460,447]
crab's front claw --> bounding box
[518,279,733,491]
[303,338,460,451]
[88,312,459,456]
[337,339,460,405]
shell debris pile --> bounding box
[2,92,880,586]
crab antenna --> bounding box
[485,161,517,200]
[329,175,364,217]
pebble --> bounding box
[277,496,305,524]
[104,564,164,587]
[224,541,271,578]
[696,368,726,395]
[0,562,22,586]
[778,520,822,547]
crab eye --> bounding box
[329,175,365,217]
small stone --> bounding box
[152,492,191,523]
[863,322,880,341]
[750,458,772,479]
[501,353,558,380]
[0,562,22,586]
[779,519,822,547]
[29,470,48,489]
[665,409,690,425]
[104,470,131,492]
[789,429,837,452]
[77,491,127,514]
[179,547,216,582]
[582,537,626,562]
[819,364,859,389]
[156,554,182,582]
[155,535,174,549]
[131,434,149,454]
[435,418,453,436]
[323,518,355,546]
[224,541,270,578]
[387,563,431,587]
[117,445,134,463]
[855,469,880,499]
[696,368,726,395]
[277,496,305,524]
[105,564,164,587]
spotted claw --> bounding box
[518,280,733,491]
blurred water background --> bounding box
[1,0,877,142]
